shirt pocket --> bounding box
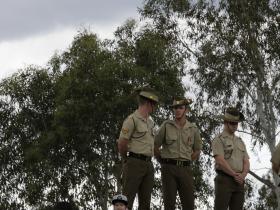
[132,123,148,139]
[224,140,233,159]
[165,127,177,145]
[183,128,194,147]
[237,142,246,157]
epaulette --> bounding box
[125,114,136,128]
[184,121,198,129]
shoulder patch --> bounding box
[127,114,134,120]
[121,128,129,134]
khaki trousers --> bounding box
[161,164,194,210]
[214,174,245,210]
[122,157,154,210]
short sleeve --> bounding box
[193,128,202,151]
[119,117,135,140]
[155,122,166,147]
[242,141,250,159]
[212,137,224,157]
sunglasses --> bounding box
[227,121,238,126]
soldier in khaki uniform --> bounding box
[117,87,159,210]
[271,143,280,174]
[212,107,250,210]
[154,97,202,210]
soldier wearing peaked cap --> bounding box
[117,87,159,210]
[154,97,202,210]
[212,107,250,210]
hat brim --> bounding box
[112,199,128,205]
[219,113,245,122]
[139,94,159,103]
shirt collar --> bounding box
[134,110,147,121]
[221,130,235,138]
[171,119,193,128]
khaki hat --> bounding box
[170,97,193,108]
[220,107,245,122]
[112,194,128,205]
[139,90,159,103]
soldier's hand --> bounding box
[234,173,245,185]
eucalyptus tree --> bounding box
[0,66,58,208]
[0,21,186,208]
[142,0,280,208]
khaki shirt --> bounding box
[212,130,249,173]
[118,110,155,156]
[271,143,280,166]
[155,120,202,161]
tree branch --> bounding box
[237,129,265,142]
[276,130,280,137]
[248,170,276,190]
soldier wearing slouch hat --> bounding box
[117,86,159,210]
[155,97,202,210]
[212,107,250,210]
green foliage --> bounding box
[141,0,280,208]
[0,21,185,208]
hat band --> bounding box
[224,113,240,121]
[139,91,159,102]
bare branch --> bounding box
[237,129,265,141]
[233,78,256,103]
[249,170,276,190]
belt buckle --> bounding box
[176,160,183,167]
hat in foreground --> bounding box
[112,194,128,205]
[220,107,245,122]
[139,90,159,103]
[134,86,159,103]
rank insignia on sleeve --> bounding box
[122,128,129,134]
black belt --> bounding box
[161,158,191,167]
[128,152,151,162]
[216,170,233,178]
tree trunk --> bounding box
[272,173,280,210]
[255,78,280,208]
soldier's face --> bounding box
[173,105,187,119]
[226,121,238,133]
[114,202,127,210]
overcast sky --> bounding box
[0,0,142,78]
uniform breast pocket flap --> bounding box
[224,142,233,159]
[165,129,177,145]
[132,124,148,139]
[237,142,245,152]
[183,128,194,146]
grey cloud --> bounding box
[0,0,142,41]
